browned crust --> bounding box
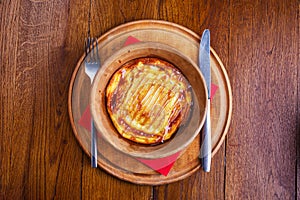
[105,57,193,144]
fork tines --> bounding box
[84,37,99,59]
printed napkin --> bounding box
[79,36,218,176]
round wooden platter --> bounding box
[68,20,232,185]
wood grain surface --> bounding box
[0,0,298,199]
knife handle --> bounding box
[200,99,211,172]
[91,120,98,168]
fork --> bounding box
[85,37,100,168]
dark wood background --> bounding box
[0,0,299,199]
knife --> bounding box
[199,29,211,172]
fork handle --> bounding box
[91,120,98,168]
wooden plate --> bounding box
[68,20,232,185]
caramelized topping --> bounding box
[106,57,193,144]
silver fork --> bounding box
[85,37,100,168]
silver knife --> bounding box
[199,29,211,172]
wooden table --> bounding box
[0,0,298,199]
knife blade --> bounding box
[199,29,211,172]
